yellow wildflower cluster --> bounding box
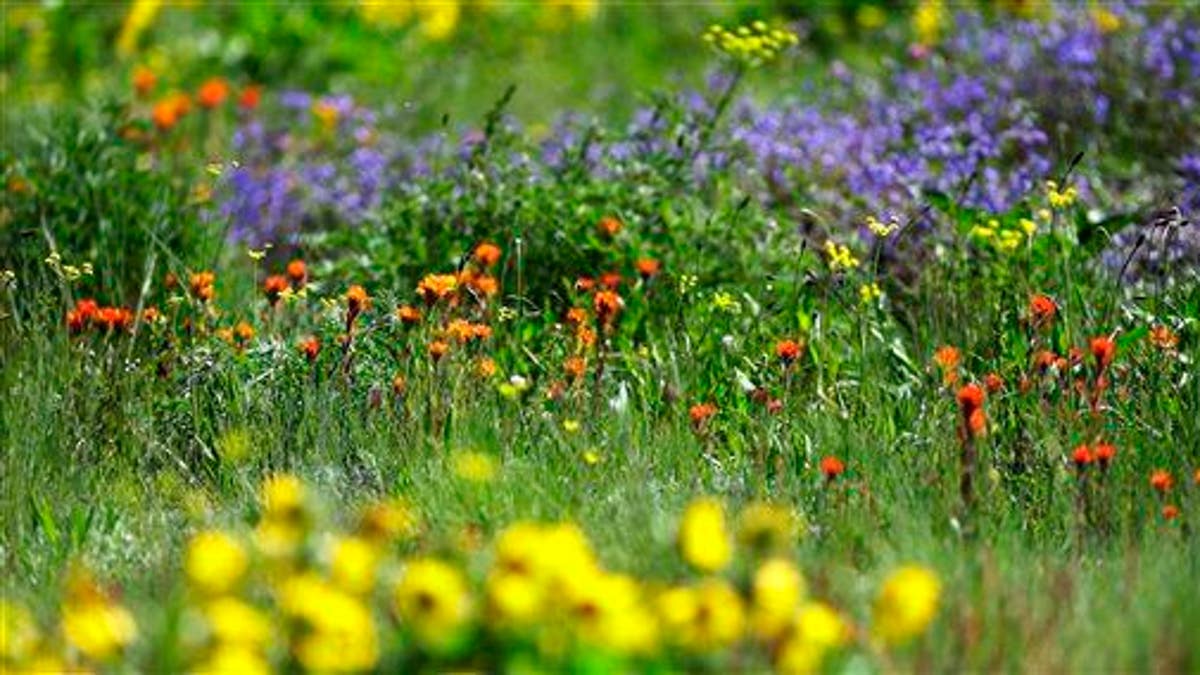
[824,240,862,272]
[969,216,1038,253]
[1,483,941,672]
[703,21,799,67]
[860,282,884,304]
[912,0,946,46]
[866,215,900,238]
[1045,179,1079,209]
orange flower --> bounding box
[598,215,622,237]
[132,66,156,97]
[564,356,587,381]
[819,455,845,480]
[263,275,289,306]
[1090,335,1115,370]
[933,345,961,386]
[474,242,502,267]
[636,258,661,279]
[346,285,370,321]
[599,272,622,290]
[689,403,717,428]
[392,375,407,396]
[984,372,1004,394]
[67,299,99,333]
[576,326,597,348]
[417,274,458,305]
[299,336,320,362]
[141,306,160,324]
[593,290,623,325]
[1194,468,1200,486]
[152,98,180,130]
[1162,505,1180,520]
[1033,349,1057,373]
[428,340,450,362]
[1028,293,1057,327]
[1150,470,1174,493]
[189,271,216,302]
[956,383,984,415]
[396,305,422,326]
[234,321,255,343]
[286,259,307,288]
[967,408,987,437]
[566,307,589,325]
[1071,445,1094,469]
[1094,443,1116,468]
[164,272,179,290]
[466,274,499,297]
[575,277,596,293]
[95,307,134,332]
[197,77,230,109]
[238,85,262,111]
[475,357,497,379]
[1148,325,1178,351]
[775,339,803,365]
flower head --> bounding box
[1150,470,1174,493]
[678,497,731,573]
[872,565,941,646]
[197,77,230,109]
[819,455,845,481]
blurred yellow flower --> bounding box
[678,497,732,573]
[912,0,945,46]
[203,597,272,648]
[394,558,473,651]
[872,565,942,646]
[657,579,744,652]
[331,536,380,595]
[185,530,248,595]
[453,450,498,483]
[751,558,806,641]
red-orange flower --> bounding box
[820,455,845,480]
[1162,505,1180,521]
[1194,468,1200,486]
[1071,444,1094,469]
[346,285,370,321]
[238,85,262,111]
[566,307,589,325]
[67,299,99,333]
[593,290,623,325]
[984,372,1004,394]
[1148,325,1178,351]
[474,242,502,267]
[598,215,622,237]
[1094,443,1116,468]
[1090,335,1116,370]
[428,340,450,362]
[396,305,422,326]
[575,277,596,293]
[1028,293,1057,327]
[95,307,134,332]
[599,272,622,290]
[197,77,230,109]
[417,274,458,305]
[189,271,216,302]
[132,66,156,98]
[776,339,803,365]
[264,275,289,306]
[933,345,961,386]
[1150,470,1174,493]
[564,356,587,381]
[152,98,180,130]
[234,321,255,344]
[286,259,307,288]
[689,403,717,428]
[636,258,661,279]
[299,336,320,362]
[956,383,985,414]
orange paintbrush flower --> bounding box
[132,66,156,97]
[776,339,803,365]
[564,356,587,381]
[819,455,845,480]
[1028,293,1057,328]
[263,275,289,307]
[1090,335,1116,370]
[474,242,502,267]
[689,403,717,429]
[346,285,370,321]
[636,258,661,279]
[593,290,623,325]
[417,273,458,305]
[1162,505,1180,521]
[286,259,307,288]
[299,336,320,362]
[1071,445,1094,469]
[1094,443,1116,468]
[933,345,961,386]
[197,77,230,109]
[428,340,450,362]
[597,215,622,237]
[189,271,216,302]
[1150,470,1173,493]
[238,84,262,111]
[396,305,422,326]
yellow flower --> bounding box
[737,501,797,553]
[331,536,380,595]
[357,498,420,543]
[1092,6,1122,33]
[823,241,861,272]
[859,282,883,304]
[565,571,658,656]
[193,644,271,675]
[1,600,40,663]
[203,597,272,648]
[703,22,799,67]
[776,602,850,674]
[485,571,544,629]
[873,565,942,646]
[261,473,305,521]
[865,215,899,237]
[1045,180,1078,209]
[581,448,602,466]
[562,418,581,434]
[912,0,945,45]
[1017,217,1038,237]
[394,558,473,652]
[453,451,497,484]
[711,291,742,314]
[280,574,379,671]
[657,579,745,652]
[678,497,732,573]
[185,530,248,595]
[116,0,163,56]
[751,558,806,641]
[416,0,460,39]
[60,574,138,663]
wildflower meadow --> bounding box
[2,2,1199,673]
